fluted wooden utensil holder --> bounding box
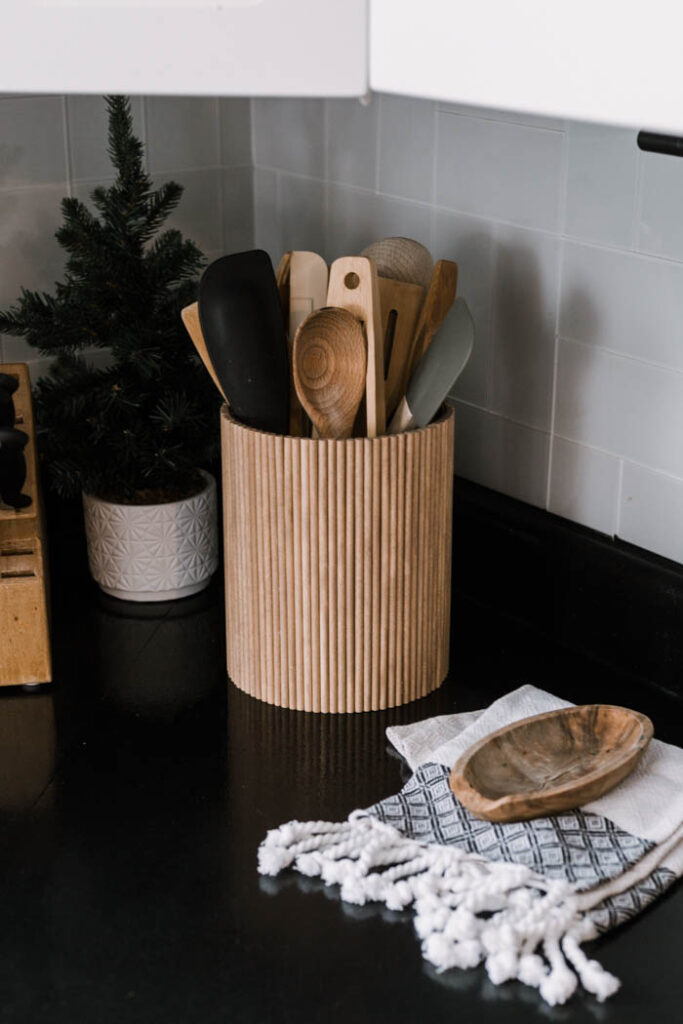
[221,403,454,712]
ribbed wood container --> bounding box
[220,404,454,712]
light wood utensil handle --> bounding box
[377,276,424,420]
[402,259,458,397]
[387,395,416,434]
[288,251,328,437]
[181,302,228,403]
[326,256,385,438]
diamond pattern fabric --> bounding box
[367,761,655,891]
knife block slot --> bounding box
[0,363,51,686]
[221,403,454,712]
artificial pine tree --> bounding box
[0,95,219,503]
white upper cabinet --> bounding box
[371,1,683,134]
[1,1,367,97]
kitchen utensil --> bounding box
[275,250,292,323]
[198,250,290,435]
[326,256,385,437]
[361,237,433,290]
[377,277,424,419]
[401,259,458,395]
[288,251,328,437]
[388,297,473,434]
[292,307,366,440]
[289,251,328,333]
[449,704,654,823]
[181,302,228,403]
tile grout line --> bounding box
[215,97,226,252]
[546,122,571,510]
[374,93,381,194]
[615,458,625,540]
[141,96,149,173]
[431,101,439,209]
[323,100,331,256]
[630,143,644,252]
[559,332,683,377]
[60,94,73,199]
[249,98,257,247]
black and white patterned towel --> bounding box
[258,686,683,1006]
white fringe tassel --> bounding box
[257,812,620,1007]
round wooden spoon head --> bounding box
[360,237,434,289]
[292,307,367,440]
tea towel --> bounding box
[258,685,683,1006]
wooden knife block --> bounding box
[0,364,51,687]
[220,404,454,712]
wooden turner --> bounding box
[377,276,424,420]
[401,259,458,401]
[326,256,385,437]
[181,302,228,403]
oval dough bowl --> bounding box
[449,704,654,823]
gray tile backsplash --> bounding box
[4,91,683,567]
[0,92,252,369]
[252,94,683,565]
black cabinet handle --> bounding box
[637,131,683,157]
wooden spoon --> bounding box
[181,302,228,403]
[292,307,367,440]
[288,251,328,436]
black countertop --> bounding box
[1,570,681,1024]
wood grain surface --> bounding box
[449,704,654,822]
[0,364,51,685]
[221,402,454,712]
[326,256,385,438]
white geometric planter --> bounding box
[82,471,218,602]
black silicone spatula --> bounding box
[198,250,289,434]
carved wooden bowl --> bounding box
[449,704,654,822]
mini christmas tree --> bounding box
[0,95,219,502]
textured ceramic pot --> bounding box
[82,471,218,602]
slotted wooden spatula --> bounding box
[326,256,385,437]
[377,277,424,420]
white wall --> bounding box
[252,94,683,565]
[0,94,253,379]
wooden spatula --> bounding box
[181,302,228,403]
[289,251,328,332]
[401,259,458,398]
[275,251,292,324]
[377,276,424,420]
[326,256,385,438]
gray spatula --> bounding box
[388,297,474,434]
